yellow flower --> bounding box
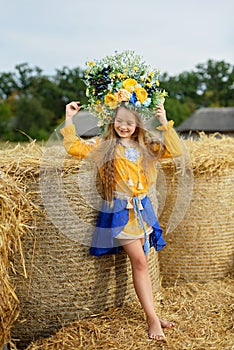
[146,83,152,88]
[156,80,160,87]
[135,87,148,103]
[116,89,131,102]
[88,61,95,66]
[96,99,101,104]
[122,78,138,92]
[104,93,118,109]
[110,74,115,79]
[117,73,126,79]
[161,89,168,98]
[149,71,154,77]
[133,67,139,71]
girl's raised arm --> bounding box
[154,104,183,158]
[61,102,99,158]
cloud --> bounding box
[0,0,233,75]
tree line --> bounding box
[0,60,233,141]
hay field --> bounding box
[0,134,233,350]
[25,277,234,350]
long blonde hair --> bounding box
[91,105,165,202]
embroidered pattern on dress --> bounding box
[124,148,139,162]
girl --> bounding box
[61,101,182,342]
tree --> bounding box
[0,72,18,100]
[160,60,234,125]
[0,100,13,139]
[0,59,233,140]
[12,95,53,141]
[160,72,198,125]
[164,98,195,126]
[194,60,234,107]
[54,66,87,103]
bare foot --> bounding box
[160,319,175,329]
[147,317,166,341]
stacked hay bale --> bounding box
[2,133,233,348]
[0,142,160,349]
[158,133,234,286]
[0,169,35,349]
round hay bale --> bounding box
[0,170,34,349]
[158,134,234,286]
[7,147,161,348]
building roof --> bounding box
[177,107,234,132]
[74,111,100,137]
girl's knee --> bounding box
[132,255,148,272]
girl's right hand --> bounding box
[66,101,81,120]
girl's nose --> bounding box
[120,122,127,128]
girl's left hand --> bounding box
[155,104,168,126]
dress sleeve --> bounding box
[60,124,99,158]
[154,120,183,158]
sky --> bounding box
[0,0,233,77]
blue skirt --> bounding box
[90,195,166,257]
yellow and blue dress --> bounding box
[61,121,182,256]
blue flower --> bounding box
[130,92,137,104]
[135,101,141,108]
[143,98,151,107]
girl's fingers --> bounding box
[154,104,164,114]
[66,101,81,118]
[154,104,167,125]
[69,101,80,111]
[155,108,165,117]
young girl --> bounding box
[61,100,182,342]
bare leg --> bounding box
[121,239,166,340]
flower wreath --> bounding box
[84,50,168,128]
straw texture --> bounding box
[158,133,234,286]
[0,170,35,349]
[0,143,160,349]
[25,277,234,350]
[1,133,233,348]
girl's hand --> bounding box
[66,101,81,120]
[155,104,168,126]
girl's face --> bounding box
[114,108,137,139]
